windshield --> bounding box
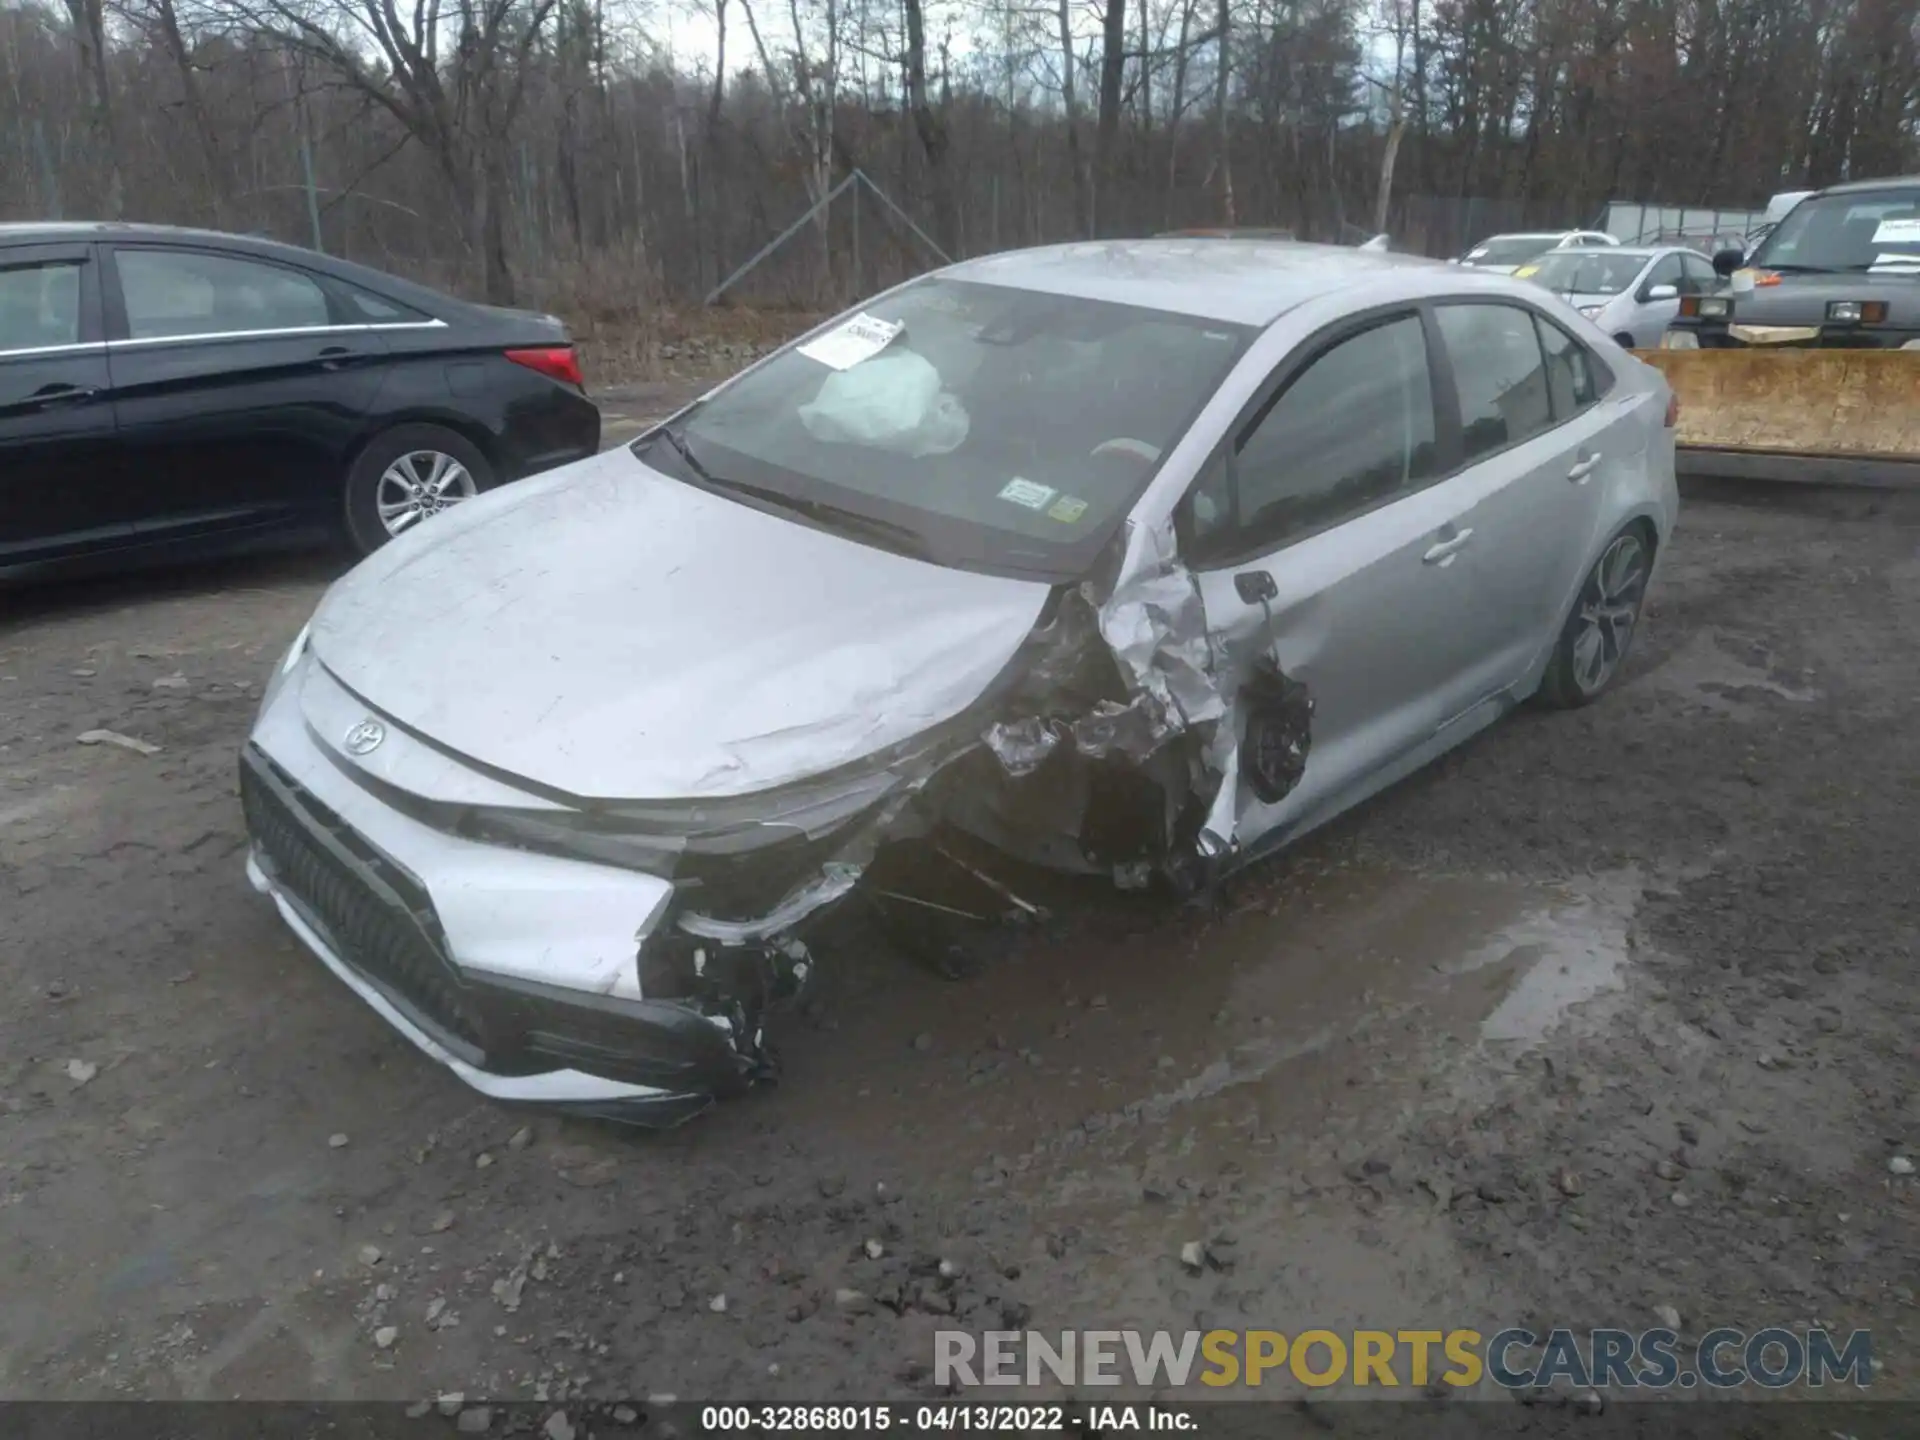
[1462,236,1556,266]
[639,278,1254,580]
[1749,186,1920,273]
[1521,252,1649,295]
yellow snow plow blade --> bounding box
[1633,348,1920,486]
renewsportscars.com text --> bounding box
[934,1326,1874,1390]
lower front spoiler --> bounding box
[246,852,716,1128]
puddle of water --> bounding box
[1450,872,1639,1045]
[1642,629,1818,715]
[750,861,1643,1182]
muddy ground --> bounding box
[3,435,1917,1410]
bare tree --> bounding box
[1055,0,1089,234]
[1211,0,1232,224]
[62,0,123,214]
[902,0,956,251]
[215,0,561,300]
[4,0,1917,317]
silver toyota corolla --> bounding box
[242,240,1679,1124]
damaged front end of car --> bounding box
[571,517,1316,1112]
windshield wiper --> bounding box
[668,445,931,556]
[639,421,932,559]
[713,480,933,559]
[639,421,718,486]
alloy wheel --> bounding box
[1570,531,1648,695]
[375,450,477,537]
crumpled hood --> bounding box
[307,447,1053,800]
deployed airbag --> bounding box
[798,352,970,457]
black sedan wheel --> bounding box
[345,425,496,554]
[1539,525,1652,708]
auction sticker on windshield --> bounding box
[1872,217,1920,244]
[798,313,906,370]
[999,478,1057,509]
[1048,495,1089,523]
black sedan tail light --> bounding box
[505,345,585,389]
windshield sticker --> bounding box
[797,312,906,371]
[1872,253,1920,271]
[1047,495,1090,524]
[1872,217,1920,245]
[1513,263,1540,278]
[998,477,1057,510]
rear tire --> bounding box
[344,424,496,556]
[1538,523,1653,709]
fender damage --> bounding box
[672,517,1315,1097]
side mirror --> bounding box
[1644,283,1678,302]
[1712,247,1744,276]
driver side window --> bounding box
[1189,313,1438,559]
[1645,255,1684,293]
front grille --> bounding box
[241,749,490,1058]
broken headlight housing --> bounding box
[455,764,903,881]
[447,696,991,889]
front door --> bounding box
[0,242,121,565]
[1186,310,1494,848]
[103,243,388,542]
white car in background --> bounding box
[1514,246,1721,349]
[1458,231,1620,274]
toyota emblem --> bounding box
[343,718,386,756]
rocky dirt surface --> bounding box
[2,474,1917,1413]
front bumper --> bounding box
[239,735,751,1126]
[1666,321,1920,350]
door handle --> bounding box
[29,382,99,410]
[1422,527,1474,566]
[317,345,368,370]
[1567,452,1601,482]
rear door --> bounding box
[102,243,389,541]
[1186,309,1494,844]
[1428,300,1618,686]
[0,242,122,564]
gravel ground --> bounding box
[2,469,1917,1408]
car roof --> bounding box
[1815,175,1920,196]
[1533,246,1672,260]
[0,220,318,252]
[940,239,1444,325]
[1481,231,1605,242]
[0,220,468,315]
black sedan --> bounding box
[0,222,600,580]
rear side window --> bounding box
[1231,314,1438,545]
[116,249,331,340]
[1535,318,1600,418]
[0,260,81,353]
[1436,303,1552,459]
[342,285,429,324]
